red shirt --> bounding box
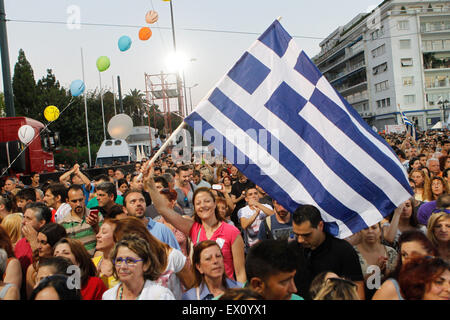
[189,221,241,280]
[81,276,107,300]
[14,238,33,275]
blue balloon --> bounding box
[70,80,85,97]
[118,35,132,52]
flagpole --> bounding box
[81,47,92,167]
[137,121,186,180]
[112,75,117,115]
[99,71,106,140]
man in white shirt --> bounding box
[43,183,71,223]
[238,187,274,251]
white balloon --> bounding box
[18,125,35,144]
[107,114,133,139]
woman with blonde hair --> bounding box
[1,213,22,248]
[427,212,450,261]
[313,277,360,300]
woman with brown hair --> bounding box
[145,164,246,283]
[53,238,107,300]
[102,234,175,300]
[113,217,194,299]
[427,212,450,261]
[425,176,449,201]
[409,169,430,201]
[93,218,121,289]
[373,230,438,300]
[182,240,242,300]
[25,223,67,298]
[399,256,449,300]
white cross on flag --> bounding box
[184,20,413,238]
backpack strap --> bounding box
[264,216,273,240]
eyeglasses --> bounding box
[113,257,143,267]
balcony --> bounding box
[328,61,366,82]
[345,92,369,104]
[336,81,368,95]
[422,40,450,53]
[423,53,450,70]
[421,22,450,33]
[425,79,450,90]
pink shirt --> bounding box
[189,221,241,280]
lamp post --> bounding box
[188,83,198,113]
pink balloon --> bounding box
[145,10,158,24]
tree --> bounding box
[0,92,5,117]
[123,89,145,126]
[12,49,37,117]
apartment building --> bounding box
[313,0,450,130]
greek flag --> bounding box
[184,20,413,238]
[401,111,417,141]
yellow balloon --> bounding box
[44,105,60,122]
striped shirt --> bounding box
[60,209,103,256]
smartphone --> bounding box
[212,184,222,190]
[89,209,99,219]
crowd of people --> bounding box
[0,129,448,301]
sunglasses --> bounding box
[326,277,357,288]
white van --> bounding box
[95,139,132,166]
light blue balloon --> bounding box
[70,80,85,97]
[118,35,132,52]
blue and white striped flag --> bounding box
[184,20,413,238]
[401,111,417,141]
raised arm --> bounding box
[75,166,92,191]
[383,202,405,245]
[143,163,194,236]
[59,164,77,184]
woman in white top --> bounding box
[113,217,194,299]
[102,234,175,300]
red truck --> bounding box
[0,117,59,175]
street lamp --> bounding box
[438,96,448,124]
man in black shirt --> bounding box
[230,171,255,227]
[289,204,365,300]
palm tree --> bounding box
[124,89,146,125]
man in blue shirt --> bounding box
[257,199,293,242]
[122,189,180,250]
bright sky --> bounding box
[2,0,380,113]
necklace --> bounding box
[118,282,144,300]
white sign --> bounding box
[385,124,406,134]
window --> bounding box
[376,98,391,109]
[372,44,386,58]
[404,95,416,105]
[398,20,410,30]
[399,39,411,49]
[375,80,389,92]
[373,62,388,75]
[403,76,414,86]
[401,58,413,67]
